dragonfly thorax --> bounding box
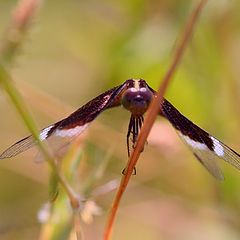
[121,87,153,116]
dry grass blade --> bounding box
[104,0,208,239]
[0,0,42,63]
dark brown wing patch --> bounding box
[160,98,240,180]
[0,82,128,159]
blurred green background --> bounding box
[0,0,240,239]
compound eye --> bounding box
[121,88,137,109]
[139,88,153,104]
[121,87,153,115]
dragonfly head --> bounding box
[122,79,153,116]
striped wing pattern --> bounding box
[161,99,240,180]
[0,83,127,159]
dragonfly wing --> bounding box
[0,135,36,159]
[177,132,224,180]
[0,82,127,159]
[160,98,240,180]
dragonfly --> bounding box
[0,79,239,180]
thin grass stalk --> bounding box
[0,0,80,210]
[0,64,80,209]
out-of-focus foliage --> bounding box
[0,0,240,239]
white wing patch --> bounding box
[177,131,224,180]
[181,134,208,150]
[176,130,240,180]
[54,124,89,138]
[0,123,89,159]
[39,125,54,141]
[210,136,224,157]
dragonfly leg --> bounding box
[124,115,145,175]
[127,115,134,157]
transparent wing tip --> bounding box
[0,136,35,159]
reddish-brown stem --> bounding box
[104,0,208,239]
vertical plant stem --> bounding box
[0,64,80,209]
[1,1,83,238]
[104,0,208,239]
